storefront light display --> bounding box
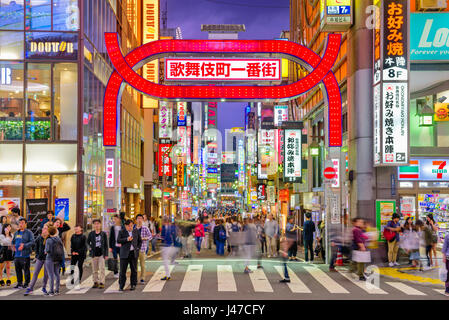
[418,193,449,245]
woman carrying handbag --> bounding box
[351,218,370,281]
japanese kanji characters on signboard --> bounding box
[165,59,281,81]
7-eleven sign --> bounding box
[432,160,447,180]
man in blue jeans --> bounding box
[12,218,35,288]
[303,213,315,262]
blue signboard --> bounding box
[55,198,69,221]
[411,13,449,61]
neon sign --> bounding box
[103,33,342,147]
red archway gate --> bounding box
[103,33,342,147]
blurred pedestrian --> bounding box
[264,214,278,258]
[225,217,232,254]
[0,223,14,287]
[316,220,325,261]
[279,233,291,283]
[117,219,142,291]
[208,218,215,250]
[180,221,194,258]
[24,225,49,296]
[351,218,370,281]
[255,218,266,257]
[160,218,180,281]
[87,219,108,289]
[441,227,449,296]
[386,213,401,267]
[12,218,34,289]
[149,216,158,254]
[243,218,257,273]
[303,212,315,262]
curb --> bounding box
[375,267,445,288]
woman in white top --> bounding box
[0,223,14,286]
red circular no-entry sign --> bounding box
[324,167,336,179]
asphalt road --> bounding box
[1,257,446,300]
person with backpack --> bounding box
[70,225,87,286]
[213,219,226,256]
[87,219,108,289]
[53,217,70,275]
[44,226,64,296]
[385,213,401,267]
[194,219,205,254]
[24,225,49,296]
[12,218,34,289]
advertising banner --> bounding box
[177,160,184,187]
[267,186,275,204]
[158,144,173,176]
[398,158,449,181]
[26,198,48,237]
[221,164,238,182]
[158,101,172,138]
[55,198,69,221]
[376,199,396,242]
[105,158,114,188]
[373,0,409,166]
[274,105,288,126]
[0,198,20,216]
[165,58,281,81]
[284,129,302,182]
[382,83,408,164]
[142,0,159,108]
[177,102,187,126]
[257,184,266,201]
[411,13,449,61]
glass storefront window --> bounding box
[52,174,76,224]
[26,63,51,140]
[0,61,24,140]
[54,63,77,140]
[25,174,50,203]
[0,175,22,216]
[0,31,24,59]
[25,143,77,172]
[418,193,449,244]
[0,1,24,30]
[0,144,23,172]
[53,0,79,31]
[26,0,51,30]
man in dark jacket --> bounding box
[303,213,316,262]
[213,219,226,256]
[12,218,35,289]
[40,211,55,228]
[117,219,142,291]
[70,225,87,285]
[87,219,108,289]
[109,214,123,277]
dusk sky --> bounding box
[165,0,289,140]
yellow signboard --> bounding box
[327,0,350,5]
[142,0,159,109]
[434,103,449,122]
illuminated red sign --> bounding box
[165,58,281,81]
[103,33,342,147]
[158,144,173,177]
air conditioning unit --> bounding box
[418,0,447,10]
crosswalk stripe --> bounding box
[0,289,20,297]
[248,265,273,292]
[143,265,174,292]
[180,265,203,292]
[385,282,426,296]
[304,266,349,294]
[274,266,311,293]
[65,270,111,294]
[434,289,446,296]
[217,265,237,292]
[337,271,388,294]
[105,279,129,293]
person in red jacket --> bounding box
[194,219,205,254]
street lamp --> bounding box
[417,102,435,127]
